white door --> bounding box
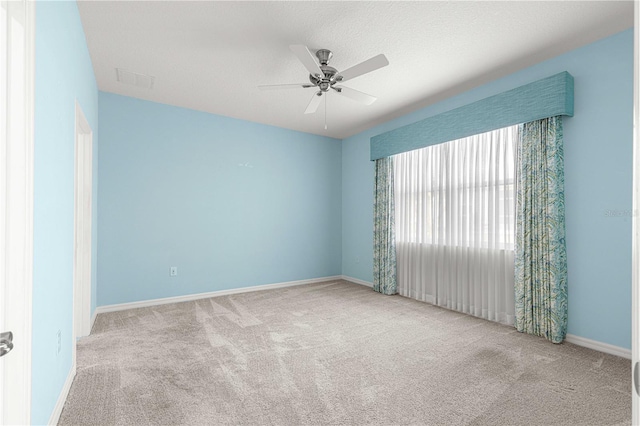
[634,1,640,424]
[0,0,34,424]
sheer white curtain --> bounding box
[394,126,517,325]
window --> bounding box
[394,125,516,250]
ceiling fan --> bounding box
[259,45,389,118]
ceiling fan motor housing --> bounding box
[308,49,338,92]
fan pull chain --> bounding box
[324,93,328,130]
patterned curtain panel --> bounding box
[515,116,568,343]
[373,157,397,295]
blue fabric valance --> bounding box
[370,72,574,160]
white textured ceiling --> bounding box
[77,1,633,139]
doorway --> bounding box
[73,102,93,345]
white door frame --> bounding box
[0,0,34,424]
[73,101,93,346]
[633,1,640,424]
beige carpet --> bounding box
[59,280,631,425]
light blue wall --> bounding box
[33,1,99,424]
[97,93,342,306]
[342,29,633,349]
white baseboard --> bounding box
[340,275,373,288]
[565,334,631,359]
[95,276,343,315]
[48,361,76,425]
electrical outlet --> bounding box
[170,266,178,277]
[57,330,61,355]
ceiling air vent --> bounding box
[115,68,155,89]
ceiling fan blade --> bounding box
[258,83,315,90]
[334,86,377,105]
[338,54,389,83]
[290,45,323,77]
[305,92,323,114]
